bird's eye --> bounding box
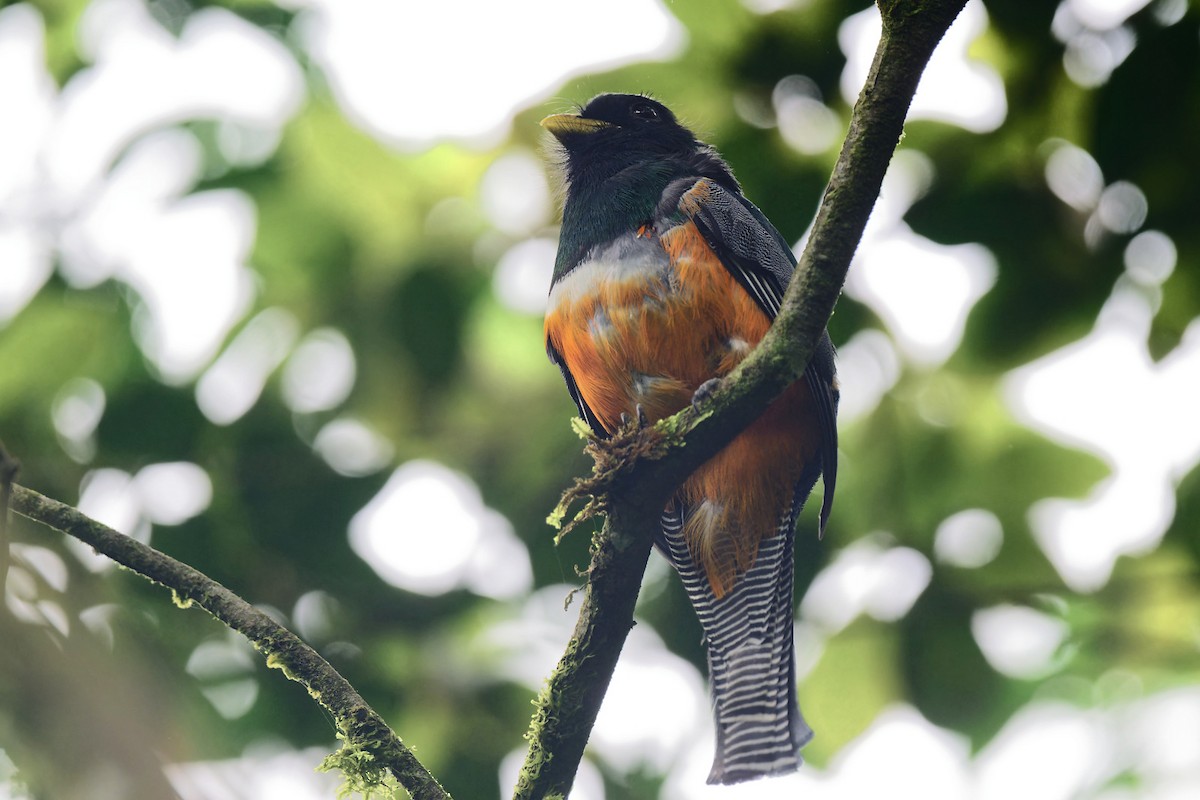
[630,102,660,121]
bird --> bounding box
[540,93,838,785]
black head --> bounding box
[541,94,736,193]
[542,94,691,150]
[541,94,741,276]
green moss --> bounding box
[515,625,601,798]
[514,682,554,797]
[549,414,679,543]
[319,735,402,800]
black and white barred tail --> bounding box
[658,483,814,785]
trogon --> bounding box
[540,93,838,785]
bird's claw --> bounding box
[692,378,721,411]
[621,404,649,430]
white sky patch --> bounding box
[777,95,841,155]
[285,0,685,149]
[186,637,257,682]
[5,560,71,634]
[77,468,141,539]
[57,125,258,382]
[7,547,71,636]
[1,2,301,380]
[70,468,150,572]
[9,545,69,594]
[480,150,553,236]
[1029,146,1191,590]
[848,235,997,366]
[1005,287,1200,591]
[133,461,213,526]
[51,378,106,443]
[167,744,343,800]
[591,626,708,774]
[664,704,970,800]
[349,461,532,598]
[282,328,357,414]
[292,590,339,643]
[129,190,259,381]
[1125,230,1176,286]
[822,706,971,799]
[742,0,811,13]
[1045,141,1105,212]
[1126,688,1200,784]
[199,679,260,720]
[51,377,106,463]
[77,604,121,649]
[493,237,557,315]
[1026,471,1176,593]
[312,418,394,477]
[59,127,205,286]
[972,604,1068,679]
[832,329,902,423]
[839,150,998,367]
[662,683,1200,798]
[0,227,52,324]
[196,308,300,426]
[0,5,55,206]
[973,702,1112,800]
[791,620,826,683]
[1095,180,1148,235]
[1052,2,1140,87]
[65,462,211,570]
[800,535,932,633]
[52,0,303,202]
[774,75,842,155]
[0,6,55,325]
[1064,0,1152,30]
[1062,26,1137,88]
[186,635,259,720]
[934,508,1003,569]
[1153,0,1189,25]
[840,0,1006,133]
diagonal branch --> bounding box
[0,440,17,599]
[7,478,450,800]
[514,1,969,797]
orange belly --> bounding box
[545,222,820,596]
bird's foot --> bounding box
[619,403,649,430]
[692,378,721,411]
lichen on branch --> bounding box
[7,476,450,800]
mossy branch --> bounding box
[0,440,17,599]
[515,1,969,797]
[6,476,449,800]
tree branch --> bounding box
[515,1,969,796]
[7,475,450,800]
[0,440,18,599]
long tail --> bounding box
[658,497,812,785]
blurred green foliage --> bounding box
[2,1,1199,799]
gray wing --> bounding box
[658,177,839,532]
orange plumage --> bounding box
[541,94,835,785]
[544,214,820,597]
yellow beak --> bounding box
[539,114,613,139]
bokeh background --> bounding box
[2,0,1199,798]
